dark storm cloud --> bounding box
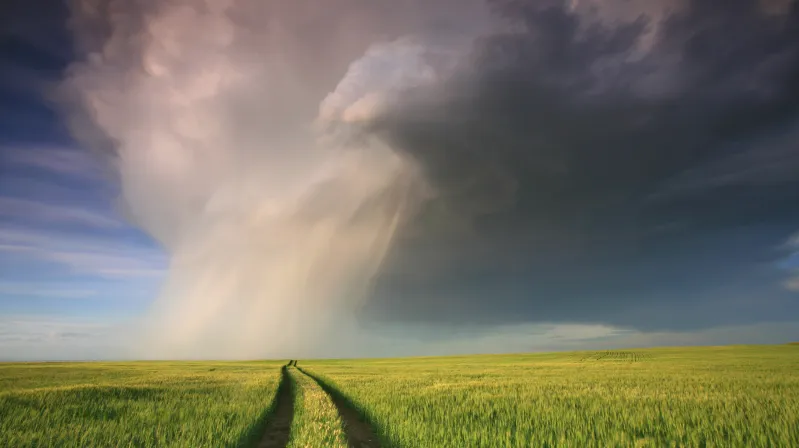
[364,0,799,331]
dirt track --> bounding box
[257,364,295,448]
[297,365,382,448]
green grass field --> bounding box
[304,345,799,447]
[287,366,347,448]
[2,345,798,447]
[0,361,284,447]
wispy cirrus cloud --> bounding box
[0,196,124,229]
[0,281,99,299]
[0,225,165,279]
[0,143,164,281]
[0,145,108,181]
[0,145,120,226]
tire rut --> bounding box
[257,363,295,448]
[296,365,382,448]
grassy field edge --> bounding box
[0,361,287,447]
[302,346,799,447]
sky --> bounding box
[1,0,167,358]
[1,0,798,360]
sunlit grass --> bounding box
[0,361,284,448]
[5,345,798,447]
[287,366,347,448]
[304,345,799,447]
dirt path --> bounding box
[296,366,382,448]
[257,364,295,448]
